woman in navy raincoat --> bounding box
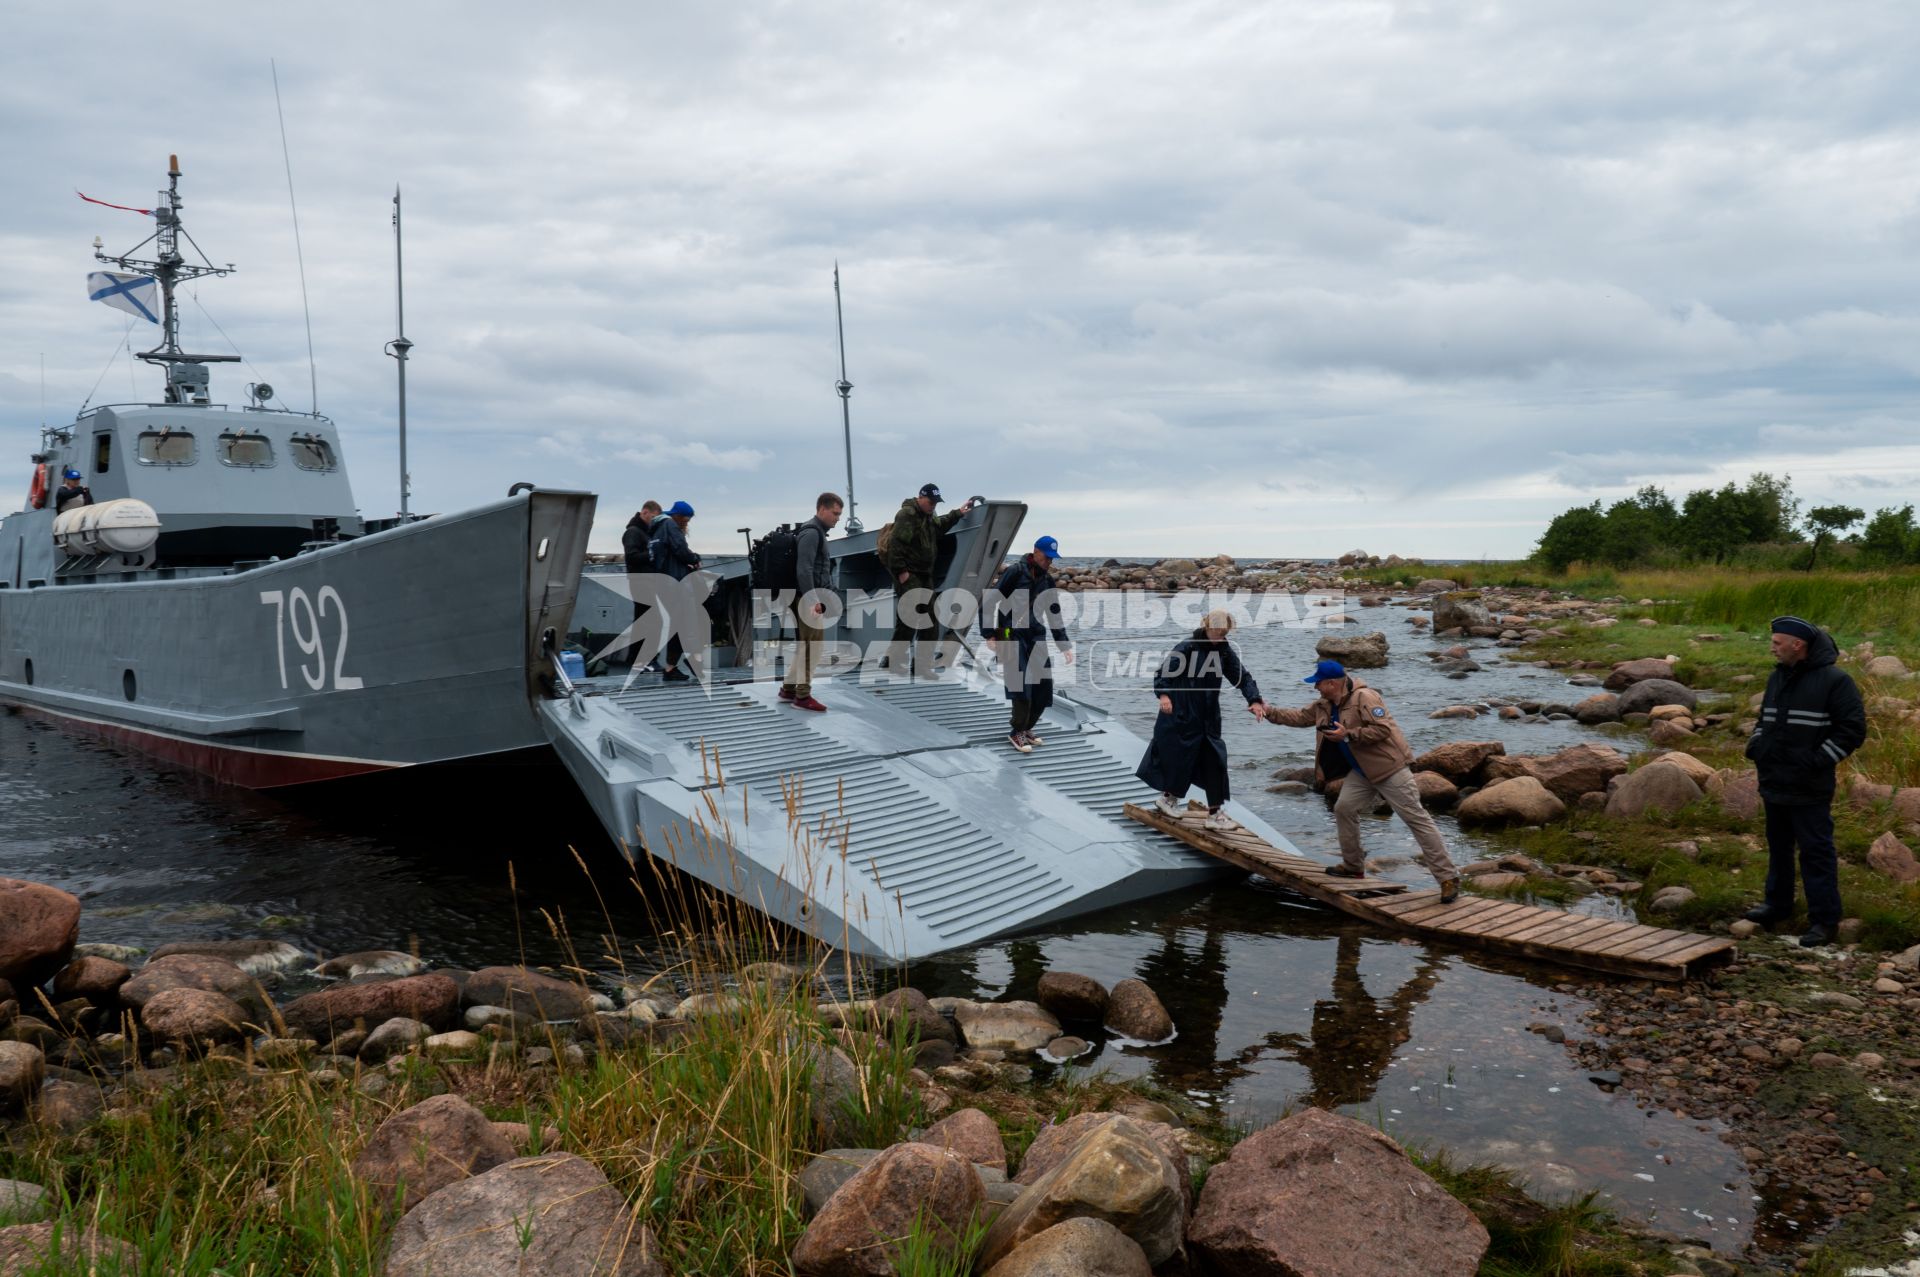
[1136,610,1267,831]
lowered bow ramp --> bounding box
[540,675,1239,960]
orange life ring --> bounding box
[26,462,48,511]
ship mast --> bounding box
[385,186,413,519]
[94,155,239,402]
[833,263,861,534]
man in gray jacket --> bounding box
[780,493,842,711]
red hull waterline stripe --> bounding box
[7,702,406,789]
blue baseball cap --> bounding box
[63,468,81,480]
[668,500,695,517]
[1034,535,1059,559]
[1304,659,1347,684]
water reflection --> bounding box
[1256,931,1443,1109]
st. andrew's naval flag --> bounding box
[87,271,159,323]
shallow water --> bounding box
[0,592,1771,1251]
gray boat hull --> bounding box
[0,490,595,787]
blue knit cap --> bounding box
[668,500,695,517]
[1770,615,1818,642]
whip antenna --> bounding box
[271,58,319,413]
[833,263,861,533]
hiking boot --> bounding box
[778,687,797,702]
[1799,924,1837,948]
[1324,864,1366,879]
[1203,810,1238,832]
[1154,794,1180,818]
[1439,879,1461,903]
[1743,905,1787,927]
[792,696,827,713]
[1008,733,1033,754]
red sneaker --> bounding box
[793,696,828,712]
[778,687,797,702]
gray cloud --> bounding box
[3,1,1919,554]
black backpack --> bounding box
[751,524,803,592]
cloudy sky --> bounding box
[4,1,1919,557]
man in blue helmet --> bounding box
[1743,615,1866,947]
[52,468,92,515]
[649,501,701,681]
[983,535,1073,752]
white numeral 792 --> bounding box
[259,586,364,691]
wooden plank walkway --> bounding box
[1125,803,1736,982]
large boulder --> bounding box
[463,967,596,1022]
[1035,972,1109,1024]
[1868,833,1920,885]
[351,1093,517,1214]
[0,1042,46,1111]
[1456,776,1566,827]
[51,956,131,1005]
[981,1115,1185,1269]
[1865,655,1910,678]
[0,879,82,989]
[1188,1107,1488,1277]
[873,986,957,1044]
[119,954,270,1020]
[1412,578,1458,594]
[140,987,251,1045]
[1482,744,1628,804]
[799,1149,880,1218]
[1653,752,1717,790]
[1104,980,1174,1042]
[1315,631,1389,669]
[1409,741,1505,784]
[1603,657,1675,690]
[954,1001,1062,1052]
[1617,678,1697,716]
[981,1217,1152,1277]
[1572,693,1622,724]
[150,939,309,977]
[385,1152,663,1276]
[1430,595,1493,633]
[1717,769,1762,821]
[915,1107,1007,1171]
[1411,771,1458,808]
[1604,762,1703,819]
[280,972,460,1040]
[0,1222,140,1273]
[806,1044,865,1147]
[792,1142,984,1277]
[1014,1112,1191,1208]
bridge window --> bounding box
[136,429,196,466]
[218,431,275,469]
[94,433,112,475]
[290,434,337,472]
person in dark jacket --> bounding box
[618,501,664,668]
[983,535,1073,752]
[650,501,701,681]
[883,482,976,675]
[780,492,842,712]
[52,468,92,515]
[1743,616,1867,946]
[1136,611,1268,831]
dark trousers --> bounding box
[1763,799,1842,927]
[887,572,933,672]
[1010,697,1041,734]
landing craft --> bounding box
[4,159,1310,960]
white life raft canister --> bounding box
[53,497,162,557]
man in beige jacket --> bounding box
[1264,659,1461,901]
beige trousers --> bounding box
[1333,765,1460,885]
[781,613,826,697]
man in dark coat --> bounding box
[1743,616,1867,946]
[882,482,976,675]
[618,501,663,668]
[1136,610,1267,831]
[649,500,701,681]
[983,535,1073,753]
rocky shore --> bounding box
[0,880,1721,1275]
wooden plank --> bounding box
[1497,911,1618,946]
[1586,926,1697,959]
[1477,908,1585,941]
[1501,914,1644,951]
[1627,932,1734,964]
[1371,891,1450,917]
[1391,896,1505,929]
[1650,936,1738,970]
[1421,900,1544,938]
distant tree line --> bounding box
[1532,473,1920,571]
